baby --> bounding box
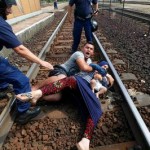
[90,61,113,98]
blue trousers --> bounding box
[72,18,93,52]
[0,57,30,112]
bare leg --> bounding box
[96,87,107,98]
[30,93,62,105]
[32,74,66,90]
[42,93,62,101]
[90,79,96,93]
[16,77,77,103]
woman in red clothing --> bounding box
[16,61,113,150]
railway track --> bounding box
[112,8,150,24]
[0,8,150,150]
[100,3,150,24]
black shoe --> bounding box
[0,92,8,100]
[0,85,13,93]
[15,106,41,124]
[0,86,14,100]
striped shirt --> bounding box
[77,72,95,83]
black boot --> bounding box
[0,86,13,100]
[0,92,8,99]
[15,106,41,124]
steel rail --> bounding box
[93,33,150,149]
[112,8,150,24]
[26,12,68,80]
[0,96,15,127]
[100,3,150,24]
[116,8,150,18]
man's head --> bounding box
[98,61,109,70]
[0,0,16,19]
[82,41,94,59]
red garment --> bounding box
[41,77,77,95]
[84,117,94,139]
[41,76,94,139]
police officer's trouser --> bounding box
[72,18,92,52]
[0,57,31,112]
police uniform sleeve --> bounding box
[0,23,21,49]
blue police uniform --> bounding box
[54,1,58,9]
[69,0,98,53]
[0,16,30,113]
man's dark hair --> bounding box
[84,41,94,48]
[87,41,94,45]
[0,9,7,20]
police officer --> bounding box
[0,0,53,124]
[54,0,58,9]
[68,0,98,54]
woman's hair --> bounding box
[0,0,7,19]
[0,9,7,20]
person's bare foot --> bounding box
[76,138,90,150]
[16,90,42,104]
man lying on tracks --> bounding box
[16,61,114,150]
[0,0,53,124]
[32,41,114,102]
[32,41,95,101]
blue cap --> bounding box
[98,61,109,67]
[1,0,16,6]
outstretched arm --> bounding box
[13,45,53,70]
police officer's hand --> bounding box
[40,61,54,70]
